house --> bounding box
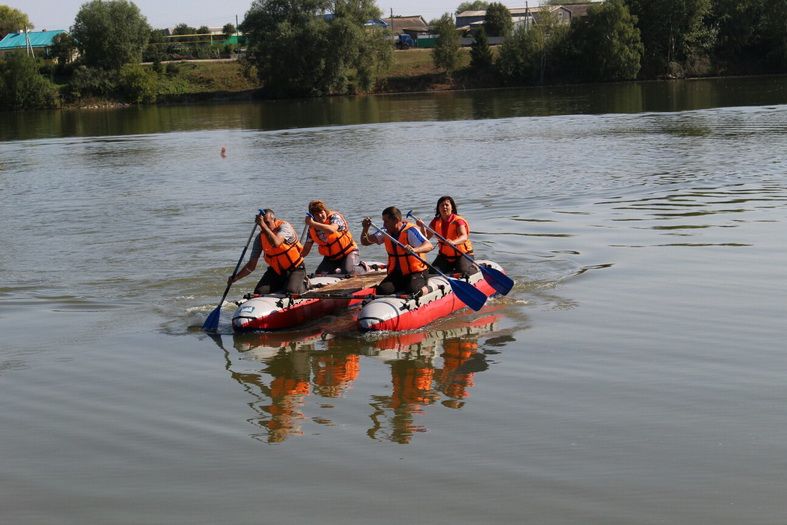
[456,5,574,31]
[558,2,601,19]
[0,29,67,58]
[383,16,430,38]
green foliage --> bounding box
[624,0,711,76]
[240,0,390,97]
[569,0,643,81]
[496,25,542,83]
[71,0,151,71]
[196,26,210,34]
[172,23,196,35]
[118,63,157,103]
[484,2,513,37]
[710,0,787,73]
[756,0,787,70]
[456,1,489,14]
[65,65,119,99]
[432,13,461,74]
[470,29,494,72]
[496,12,570,84]
[51,33,76,67]
[0,52,59,109]
[222,23,236,39]
[0,5,32,38]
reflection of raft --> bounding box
[365,313,499,360]
[231,265,385,332]
[357,260,505,332]
[232,327,325,360]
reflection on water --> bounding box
[216,313,505,444]
[6,75,787,141]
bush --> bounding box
[65,65,119,99]
[470,29,494,72]
[118,63,157,103]
[0,53,59,109]
[165,62,182,76]
[432,13,461,74]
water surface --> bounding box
[1,80,787,524]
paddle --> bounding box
[202,219,259,332]
[368,221,487,312]
[407,210,514,296]
[300,213,311,246]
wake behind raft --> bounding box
[230,260,508,333]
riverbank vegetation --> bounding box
[3,0,787,110]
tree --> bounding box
[50,32,76,67]
[709,0,787,73]
[172,23,196,35]
[0,52,58,109]
[240,0,391,97]
[0,5,32,39]
[570,0,643,81]
[496,24,542,83]
[222,23,236,39]
[484,2,513,37]
[470,28,493,72]
[71,0,151,71]
[756,0,787,71]
[623,0,711,76]
[456,1,489,14]
[196,26,210,34]
[497,10,570,84]
[432,13,461,75]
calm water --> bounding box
[2,79,787,524]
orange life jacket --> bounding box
[429,214,473,261]
[391,366,435,408]
[309,211,358,261]
[313,354,360,397]
[440,339,478,399]
[384,223,428,275]
[270,376,310,398]
[260,219,304,275]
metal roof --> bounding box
[0,30,66,50]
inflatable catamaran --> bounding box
[230,259,509,333]
[231,266,386,332]
[204,214,514,334]
[356,260,504,332]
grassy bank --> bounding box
[57,49,480,108]
[146,48,475,103]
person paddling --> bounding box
[361,206,433,297]
[228,208,307,295]
[415,195,477,277]
[301,200,368,275]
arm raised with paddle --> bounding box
[202,217,260,332]
[366,220,488,312]
[407,210,514,296]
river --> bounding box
[1,77,786,524]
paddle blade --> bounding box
[202,305,222,332]
[448,278,488,311]
[480,266,515,295]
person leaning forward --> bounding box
[301,199,367,275]
[228,208,307,295]
[361,206,433,297]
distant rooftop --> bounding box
[0,30,66,50]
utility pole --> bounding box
[24,27,33,57]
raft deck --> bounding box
[299,271,386,299]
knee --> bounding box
[377,282,395,295]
